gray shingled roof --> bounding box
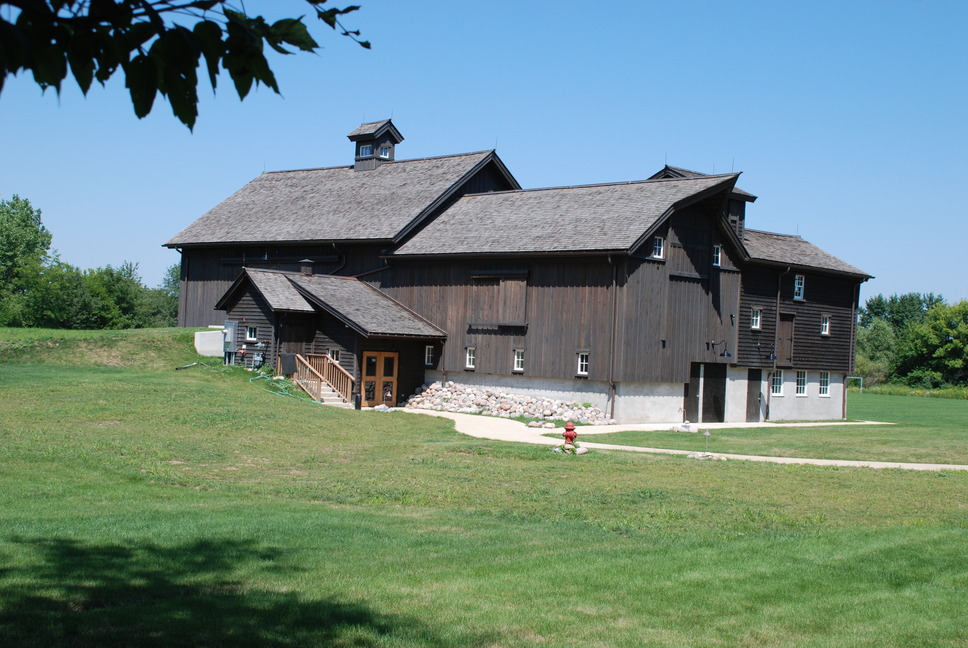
[245,269,315,312]
[743,230,869,277]
[649,165,757,200]
[165,151,494,246]
[288,274,446,338]
[347,119,394,138]
[393,175,737,256]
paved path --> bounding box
[399,408,968,472]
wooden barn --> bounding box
[165,120,870,422]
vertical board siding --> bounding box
[738,268,859,372]
[178,243,388,326]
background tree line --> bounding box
[0,194,178,329]
[856,292,968,388]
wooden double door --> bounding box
[361,351,399,407]
[684,362,727,423]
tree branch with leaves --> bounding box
[0,1,370,129]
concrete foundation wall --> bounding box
[423,369,845,423]
[425,371,611,409]
[767,371,845,421]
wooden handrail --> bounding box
[301,353,355,404]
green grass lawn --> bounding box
[1,328,966,647]
[570,394,968,465]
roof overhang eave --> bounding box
[746,258,872,281]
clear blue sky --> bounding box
[1,0,965,302]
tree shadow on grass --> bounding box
[0,536,488,648]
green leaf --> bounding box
[124,54,158,118]
[193,20,223,89]
[269,18,318,53]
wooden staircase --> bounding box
[316,382,355,408]
[285,353,356,408]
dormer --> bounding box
[347,119,405,171]
[648,164,757,238]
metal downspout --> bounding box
[607,254,620,420]
[767,266,791,420]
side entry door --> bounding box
[361,351,399,407]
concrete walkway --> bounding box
[399,408,968,472]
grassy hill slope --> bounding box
[0,328,965,647]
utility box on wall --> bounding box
[223,320,238,365]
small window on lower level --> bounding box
[771,370,784,396]
[424,345,434,366]
[328,348,340,364]
[246,326,258,342]
[796,370,807,396]
[819,371,830,396]
[513,348,525,373]
[465,346,476,369]
[751,308,762,330]
[577,351,589,376]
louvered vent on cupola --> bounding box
[346,119,405,171]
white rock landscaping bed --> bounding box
[405,381,616,425]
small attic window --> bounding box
[359,144,373,158]
[379,146,391,158]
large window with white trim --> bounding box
[465,347,476,369]
[751,308,762,330]
[652,236,665,259]
[771,370,784,396]
[819,371,830,396]
[794,274,805,300]
[796,370,807,396]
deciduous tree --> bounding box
[0,1,369,129]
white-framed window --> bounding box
[465,346,476,369]
[577,351,589,376]
[424,345,434,366]
[796,370,807,396]
[652,236,665,259]
[246,325,258,342]
[378,145,391,158]
[513,348,525,372]
[819,371,830,397]
[751,308,762,330]
[327,348,340,364]
[359,144,373,157]
[821,315,831,336]
[793,274,805,300]
[771,370,783,396]
[712,244,722,267]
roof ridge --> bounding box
[460,173,740,198]
[744,228,804,240]
[262,150,493,176]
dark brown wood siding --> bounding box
[222,291,277,369]
[380,258,614,381]
[737,267,859,372]
[178,243,387,326]
[619,206,740,384]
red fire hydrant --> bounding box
[562,421,578,446]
